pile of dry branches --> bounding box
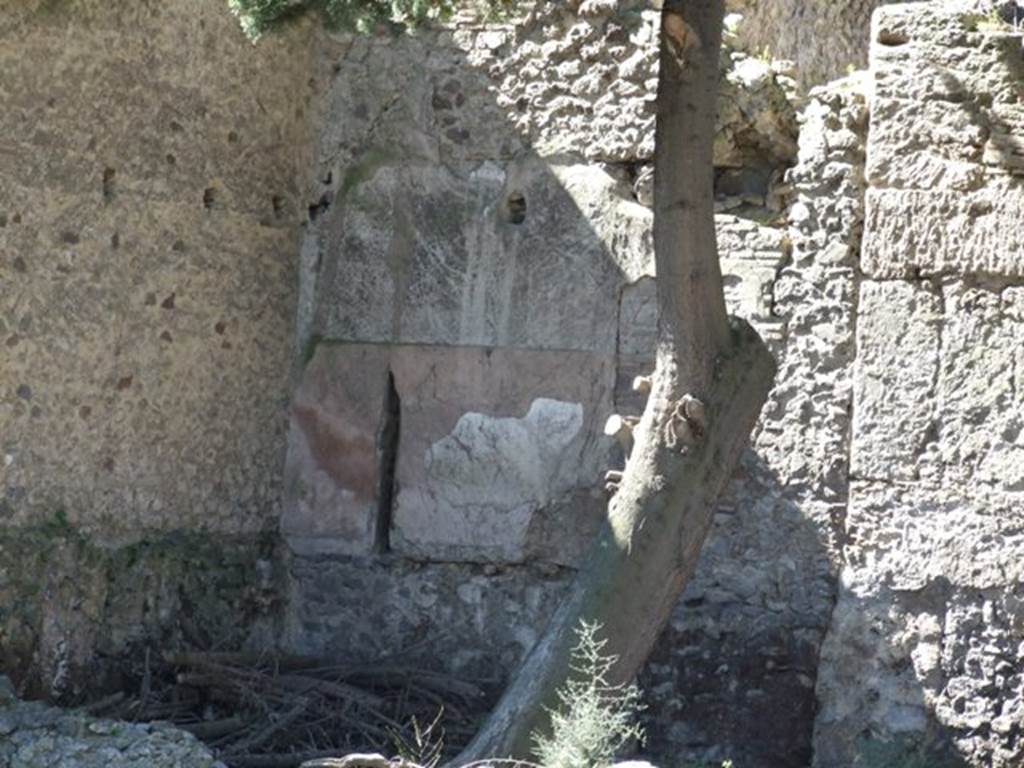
[82,650,493,768]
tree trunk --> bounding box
[451,1,775,762]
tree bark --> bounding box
[452,1,775,763]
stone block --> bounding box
[390,346,615,566]
[861,187,1024,279]
[816,481,1024,766]
[938,283,1024,491]
[845,481,1024,593]
[312,159,640,353]
[282,343,616,565]
[865,97,989,191]
[850,280,941,481]
[282,344,392,556]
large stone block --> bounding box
[865,96,989,192]
[311,158,644,353]
[863,3,1024,279]
[815,481,1024,767]
[861,187,1024,279]
[282,343,615,565]
[391,346,615,566]
[850,280,942,482]
[938,283,1024,491]
[282,344,392,556]
[845,481,1024,593]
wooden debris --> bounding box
[81,650,493,768]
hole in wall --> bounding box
[308,192,332,222]
[102,167,116,202]
[203,187,217,210]
[505,191,527,224]
[374,372,401,555]
[877,26,909,46]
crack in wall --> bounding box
[374,371,401,555]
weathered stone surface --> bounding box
[282,344,391,556]
[282,555,571,682]
[0,0,316,539]
[311,159,646,352]
[725,0,907,89]
[817,5,1024,766]
[391,346,615,566]
[938,283,1024,491]
[863,0,1024,279]
[754,76,866,509]
[815,482,1024,767]
[862,186,1024,278]
[282,344,615,565]
[0,678,223,768]
[850,280,942,483]
[452,2,796,167]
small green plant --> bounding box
[391,708,445,768]
[531,620,646,768]
[963,8,1013,33]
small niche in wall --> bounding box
[102,167,116,202]
[504,191,527,225]
[203,187,218,210]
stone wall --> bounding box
[280,5,854,767]
[0,0,315,694]
[3,2,1024,767]
[726,0,917,90]
[814,3,1024,766]
[643,75,868,768]
[0,0,315,539]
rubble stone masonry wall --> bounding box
[1,1,1022,766]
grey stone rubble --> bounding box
[0,676,222,768]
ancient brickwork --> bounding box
[3,2,1022,767]
[814,4,1024,766]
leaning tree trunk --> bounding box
[452,1,775,762]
